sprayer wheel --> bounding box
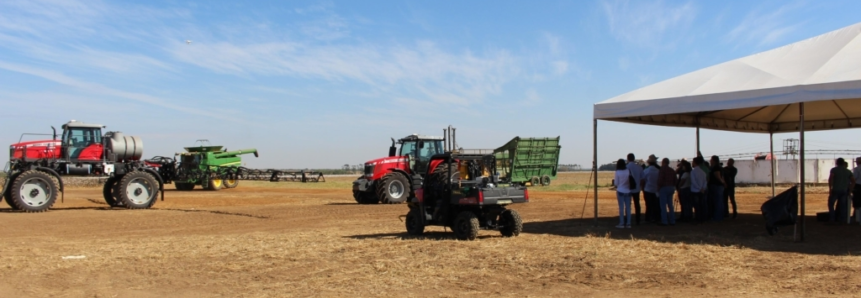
[10,170,59,212]
[114,171,158,209]
[102,176,122,207]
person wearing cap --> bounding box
[828,158,855,223]
[626,153,645,225]
[853,157,861,224]
[642,154,661,223]
[657,158,677,225]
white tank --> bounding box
[104,131,143,161]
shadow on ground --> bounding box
[523,213,861,256]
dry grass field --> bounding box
[0,172,859,297]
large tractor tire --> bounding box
[175,183,195,191]
[102,177,123,207]
[9,170,59,212]
[223,176,239,189]
[429,163,459,199]
[453,211,479,241]
[405,208,425,236]
[206,177,223,191]
[114,171,158,209]
[353,190,379,204]
[4,187,20,210]
[540,175,551,186]
[498,209,523,237]
[376,173,408,204]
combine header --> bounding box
[237,168,325,183]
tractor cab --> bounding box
[61,120,105,161]
[390,134,445,174]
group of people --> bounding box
[613,152,737,228]
[827,157,860,224]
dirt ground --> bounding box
[0,174,859,297]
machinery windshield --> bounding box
[401,139,444,173]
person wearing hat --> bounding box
[642,154,661,223]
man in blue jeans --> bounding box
[828,158,855,223]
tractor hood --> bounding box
[9,139,61,159]
[364,156,407,166]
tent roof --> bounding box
[594,22,861,133]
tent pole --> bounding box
[770,132,775,197]
[696,123,701,153]
[799,103,806,242]
[593,119,598,225]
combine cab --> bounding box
[3,120,164,212]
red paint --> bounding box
[77,144,103,161]
[10,140,61,160]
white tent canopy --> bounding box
[591,22,861,241]
[594,22,861,133]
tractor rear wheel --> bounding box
[453,211,479,240]
[175,183,195,191]
[10,170,59,212]
[223,177,239,189]
[377,173,408,204]
[540,175,551,186]
[429,163,459,199]
[498,209,523,237]
[102,177,122,207]
[206,177,223,191]
[405,209,425,236]
[114,171,158,209]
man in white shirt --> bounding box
[690,157,708,223]
[627,153,645,225]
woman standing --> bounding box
[614,159,633,228]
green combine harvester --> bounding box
[493,137,561,187]
[148,144,259,191]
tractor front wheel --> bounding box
[405,209,425,236]
[453,211,479,240]
[377,173,408,204]
[498,209,523,237]
[114,171,158,209]
[10,170,59,212]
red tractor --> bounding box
[353,133,447,204]
[3,120,164,212]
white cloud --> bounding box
[601,0,697,49]
[725,1,807,47]
[168,40,520,106]
[552,60,568,75]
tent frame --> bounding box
[592,103,809,241]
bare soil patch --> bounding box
[0,174,858,297]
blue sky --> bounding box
[1,0,860,168]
